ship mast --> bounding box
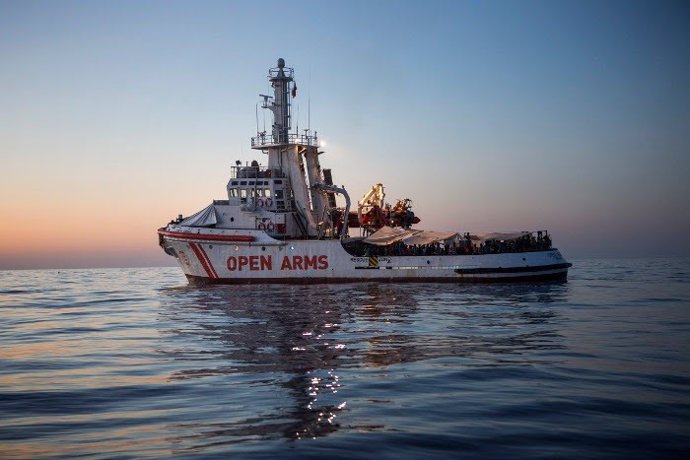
[268,58,291,144]
[251,58,327,237]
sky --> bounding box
[1,0,689,269]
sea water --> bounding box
[1,258,689,459]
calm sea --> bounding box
[1,258,689,459]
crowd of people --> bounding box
[348,231,553,257]
[474,232,552,255]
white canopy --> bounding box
[362,228,531,247]
[179,203,218,227]
[402,230,459,246]
[363,226,420,246]
[363,226,459,246]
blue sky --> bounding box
[1,0,689,268]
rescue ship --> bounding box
[158,58,571,284]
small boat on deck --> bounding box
[158,58,571,284]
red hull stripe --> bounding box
[189,243,218,279]
[195,243,219,279]
[158,228,255,242]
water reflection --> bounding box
[354,283,568,368]
[158,282,569,450]
[159,284,354,449]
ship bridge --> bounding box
[247,58,332,238]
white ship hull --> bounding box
[159,228,571,285]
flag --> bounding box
[291,82,297,98]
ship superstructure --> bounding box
[158,59,571,284]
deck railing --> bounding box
[250,132,318,148]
